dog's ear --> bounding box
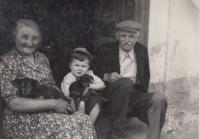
[12,78,22,87]
[89,76,94,83]
[31,79,39,85]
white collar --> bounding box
[119,47,135,61]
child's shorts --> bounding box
[81,90,102,115]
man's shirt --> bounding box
[119,47,137,82]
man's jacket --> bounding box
[93,41,150,92]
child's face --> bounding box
[70,58,90,77]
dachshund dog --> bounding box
[12,78,75,113]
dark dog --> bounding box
[69,74,94,97]
[69,74,108,110]
[69,74,93,109]
[12,78,75,113]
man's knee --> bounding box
[152,93,168,108]
[115,78,133,88]
[106,78,133,98]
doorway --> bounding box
[0,0,150,84]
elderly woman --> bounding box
[0,19,96,139]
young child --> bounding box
[61,47,105,123]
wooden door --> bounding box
[93,0,150,46]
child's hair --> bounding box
[70,47,93,64]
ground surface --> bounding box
[96,77,199,139]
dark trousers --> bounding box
[105,78,167,139]
[0,96,5,133]
[0,95,8,139]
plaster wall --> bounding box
[148,0,199,83]
[148,0,199,137]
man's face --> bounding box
[116,30,140,52]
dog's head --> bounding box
[78,74,94,87]
[69,74,94,98]
[12,78,39,97]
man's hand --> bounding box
[111,72,122,82]
[103,72,122,83]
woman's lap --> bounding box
[4,111,96,139]
[3,110,39,139]
[37,112,96,138]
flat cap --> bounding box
[115,20,142,32]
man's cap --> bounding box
[115,20,142,32]
[73,47,93,61]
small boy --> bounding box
[61,47,105,123]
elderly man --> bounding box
[94,20,167,139]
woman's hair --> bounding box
[70,47,93,64]
[13,19,41,39]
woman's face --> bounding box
[15,26,41,56]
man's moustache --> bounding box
[122,43,131,45]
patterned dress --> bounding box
[0,49,96,139]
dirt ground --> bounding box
[96,77,199,139]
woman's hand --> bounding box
[52,99,68,113]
